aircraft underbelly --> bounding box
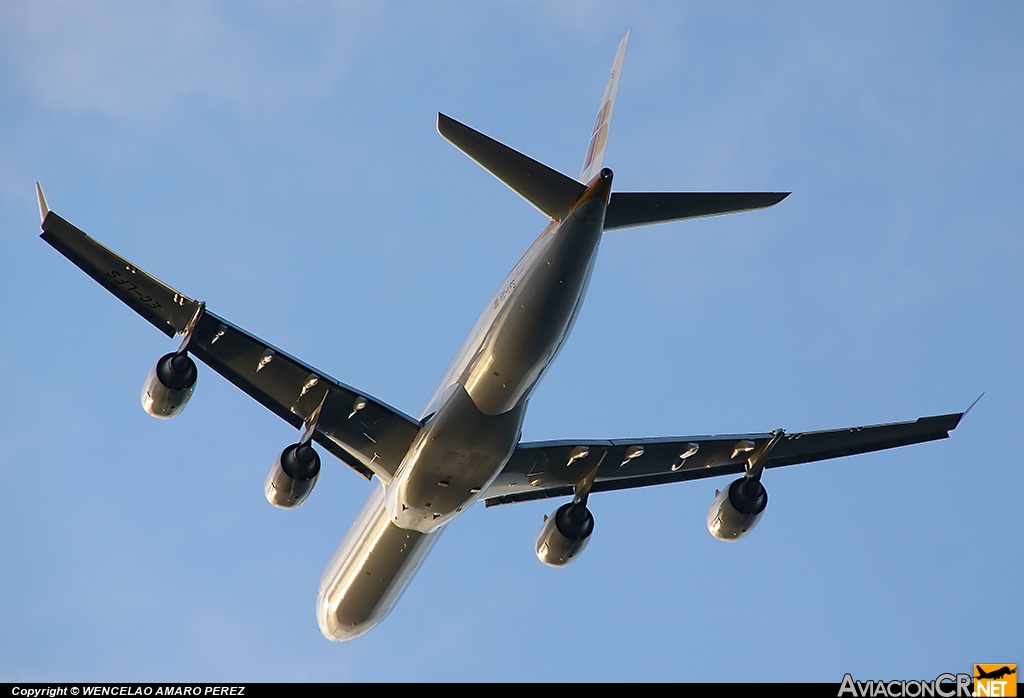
[386,383,526,532]
[317,484,442,641]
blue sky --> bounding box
[1,1,1021,683]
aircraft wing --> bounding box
[39,202,420,483]
[483,412,964,506]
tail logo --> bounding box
[582,100,612,175]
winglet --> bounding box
[36,182,49,225]
[963,392,985,418]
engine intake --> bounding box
[707,476,768,541]
[265,443,322,509]
[141,352,197,418]
[535,502,594,567]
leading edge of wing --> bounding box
[38,192,421,482]
[483,411,964,506]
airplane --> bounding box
[976,667,1017,681]
[36,33,966,641]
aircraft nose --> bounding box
[317,593,379,642]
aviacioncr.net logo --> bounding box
[974,665,1017,697]
[838,673,973,697]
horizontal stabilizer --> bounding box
[437,113,585,221]
[604,192,790,230]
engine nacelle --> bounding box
[535,502,594,567]
[707,476,768,541]
[265,442,322,509]
[141,352,198,419]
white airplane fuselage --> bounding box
[316,171,612,640]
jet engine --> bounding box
[141,352,198,418]
[706,476,768,541]
[265,442,321,509]
[535,501,594,567]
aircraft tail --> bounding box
[438,31,790,228]
[580,31,629,183]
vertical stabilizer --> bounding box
[580,31,629,183]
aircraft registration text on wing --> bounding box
[37,33,966,641]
